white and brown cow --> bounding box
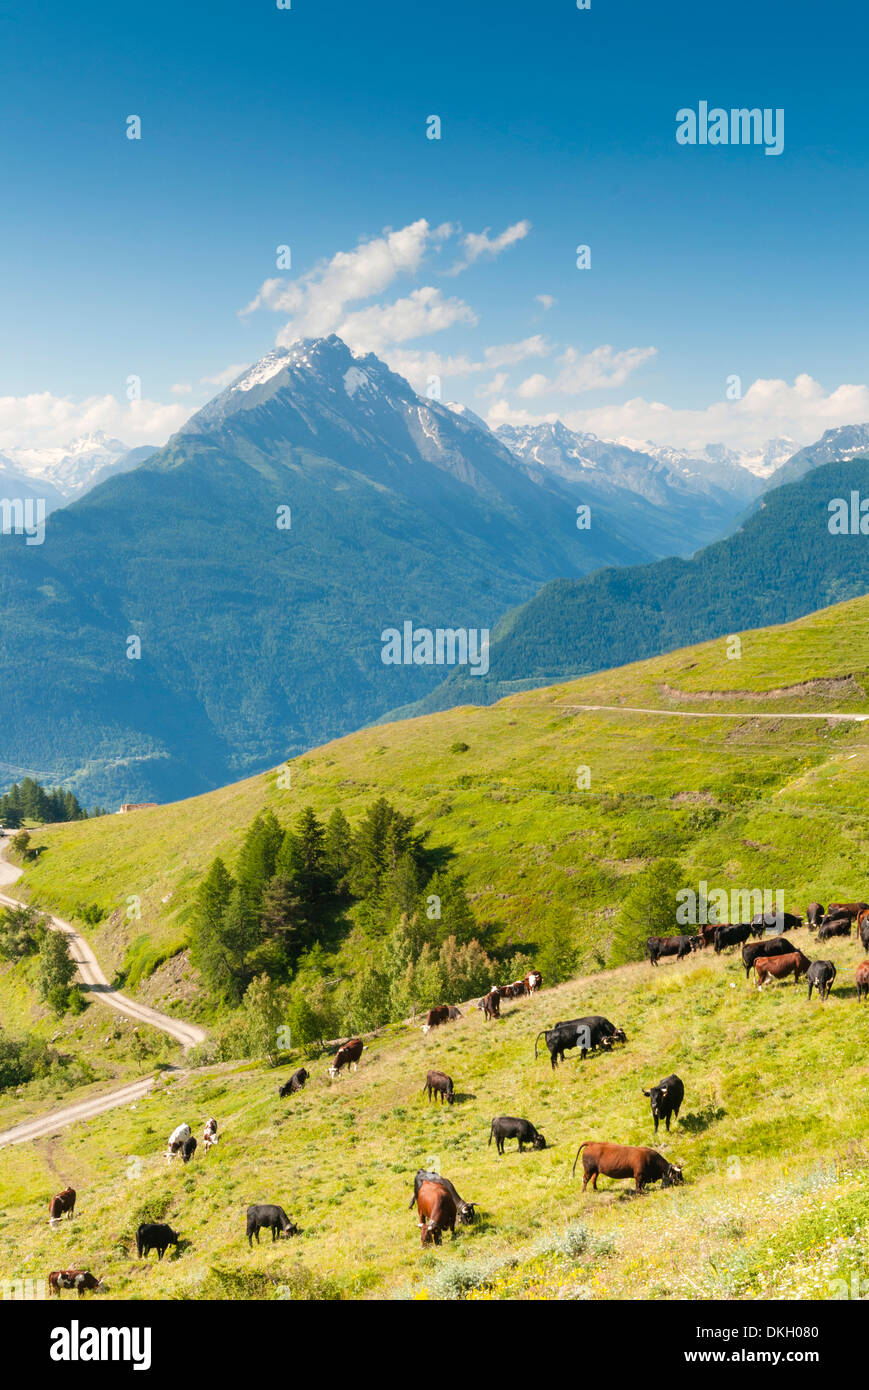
[328,1037,363,1078]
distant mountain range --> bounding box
[385,456,869,720]
[0,433,156,511]
[2,336,869,808]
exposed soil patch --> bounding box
[657,675,864,703]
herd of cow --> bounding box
[39,901,869,1283]
[647,900,869,1000]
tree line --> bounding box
[0,777,107,827]
[191,797,533,1057]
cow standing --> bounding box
[48,1187,76,1228]
[203,1118,219,1154]
[754,950,811,989]
[488,1116,546,1155]
[806,960,836,1001]
[422,1005,449,1034]
[827,901,869,921]
[647,935,692,965]
[742,936,795,980]
[279,1068,309,1098]
[49,1269,103,1297]
[572,1142,683,1193]
[714,923,752,953]
[642,1074,684,1134]
[246,1204,299,1246]
[481,988,501,1021]
[416,1179,457,1246]
[423,1070,454,1105]
[136,1223,180,1260]
[524,970,542,994]
[806,902,825,930]
[328,1038,363,1077]
[408,1171,476,1224]
[856,961,869,1003]
[165,1123,192,1164]
[818,915,851,940]
[535,1015,626,1069]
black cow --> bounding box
[136,1223,180,1260]
[806,959,836,1001]
[642,1074,685,1134]
[806,902,825,930]
[714,923,752,953]
[423,1070,454,1105]
[647,935,692,966]
[534,1015,626,1069]
[279,1067,309,1098]
[818,915,851,941]
[407,1171,476,1224]
[750,910,803,935]
[181,1136,196,1163]
[245,1204,300,1246]
[860,916,869,953]
[488,1116,546,1155]
[742,936,795,979]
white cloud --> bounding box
[171,382,193,395]
[487,373,869,454]
[335,287,477,354]
[446,220,532,275]
[242,219,439,340]
[0,392,193,451]
[200,363,249,389]
[517,344,657,398]
[535,294,557,311]
[384,336,551,393]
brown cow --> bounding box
[328,1037,363,1077]
[827,901,869,921]
[48,1187,76,1227]
[481,988,501,1020]
[856,961,869,1003]
[571,1142,683,1192]
[423,1070,454,1104]
[524,970,542,994]
[754,950,811,989]
[416,1178,458,1246]
[422,1005,449,1035]
[48,1269,103,1297]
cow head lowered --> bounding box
[661,1162,684,1187]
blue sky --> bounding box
[2,0,868,453]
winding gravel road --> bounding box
[0,833,206,1146]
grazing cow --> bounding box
[827,901,869,921]
[328,1038,363,1077]
[422,1004,450,1034]
[407,1171,476,1225]
[693,925,718,949]
[203,1118,219,1154]
[447,1005,463,1020]
[48,1269,103,1297]
[136,1222,180,1260]
[572,1142,683,1192]
[754,950,811,989]
[181,1135,197,1163]
[714,923,752,954]
[165,1122,192,1163]
[807,902,825,930]
[806,959,837,1001]
[818,915,852,940]
[524,970,542,995]
[535,1015,626,1069]
[278,1067,309,1098]
[642,1074,685,1134]
[742,936,795,980]
[481,988,501,1021]
[423,1069,454,1105]
[856,961,869,1004]
[48,1187,76,1227]
[647,934,692,966]
[416,1179,458,1247]
[246,1203,299,1246]
[750,910,803,936]
[859,915,869,953]
[488,1116,546,1155]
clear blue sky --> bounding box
[2,0,868,452]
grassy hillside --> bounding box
[13,591,869,1007]
[2,924,868,1301]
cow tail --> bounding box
[534,1030,548,1060]
[488,1120,494,1146]
[571,1143,588,1178]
